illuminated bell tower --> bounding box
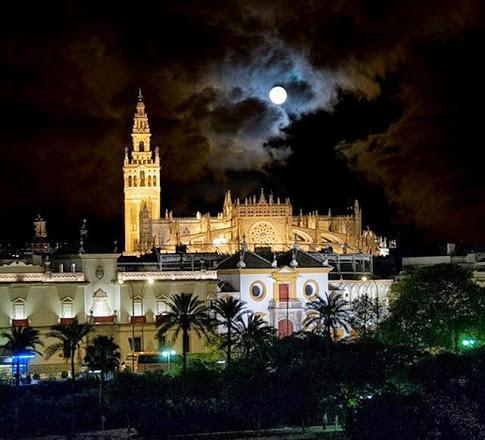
[123,89,161,254]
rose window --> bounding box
[250,222,277,244]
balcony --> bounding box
[268,299,303,310]
[11,319,29,328]
[130,315,147,324]
[92,315,116,324]
[155,314,170,325]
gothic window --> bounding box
[128,176,132,187]
[140,171,145,186]
[148,175,152,186]
[139,141,144,150]
[133,176,138,187]
[153,175,157,186]
[12,298,26,320]
[249,222,277,245]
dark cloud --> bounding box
[0,0,483,246]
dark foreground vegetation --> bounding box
[0,264,484,439]
[0,340,484,439]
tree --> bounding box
[212,296,247,364]
[304,292,351,342]
[45,323,93,380]
[156,293,213,372]
[378,264,485,352]
[234,313,276,359]
[350,295,386,338]
[84,335,120,381]
[85,335,120,427]
[0,326,44,386]
[1,326,44,439]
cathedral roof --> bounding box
[217,250,273,270]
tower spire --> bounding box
[132,90,151,152]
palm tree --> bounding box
[85,335,120,422]
[45,323,93,380]
[84,335,120,381]
[235,313,276,359]
[0,326,44,386]
[156,293,213,372]
[212,296,247,364]
[304,292,351,342]
[1,326,44,439]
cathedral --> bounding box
[124,92,380,256]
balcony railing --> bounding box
[92,315,116,324]
[155,314,170,325]
[268,299,303,309]
[11,319,29,328]
[130,315,147,324]
[0,272,85,283]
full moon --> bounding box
[269,86,287,105]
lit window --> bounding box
[92,289,111,317]
[133,298,143,316]
[61,298,74,318]
[12,299,26,320]
[156,298,167,315]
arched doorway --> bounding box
[278,319,294,338]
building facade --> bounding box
[0,250,217,377]
[123,93,382,256]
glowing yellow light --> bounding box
[212,237,227,246]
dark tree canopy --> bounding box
[378,264,485,352]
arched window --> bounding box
[128,176,132,187]
[139,141,144,150]
[278,319,294,337]
[148,175,152,186]
[153,175,157,186]
[133,176,138,187]
[140,171,145,187]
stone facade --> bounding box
[0,253,216,377]
[123,94,382,256]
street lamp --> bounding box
[161,349,176,372]
[118,276,155,372]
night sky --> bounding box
[1,1,484,252]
